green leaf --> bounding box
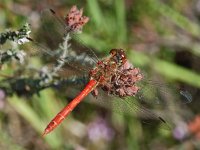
[150,0,200,37]
[87,0,103,27]
[114,0,127,43]
[8,94,63,149]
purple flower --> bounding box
[0,89,6,110]
[87,117,115,142]
[173,122,188,140]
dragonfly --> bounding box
[25,6,192,137]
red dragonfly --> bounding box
[27,6,192,136]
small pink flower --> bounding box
[65,5,89,32]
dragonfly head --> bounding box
[109,49,127,65]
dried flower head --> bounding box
[89,49,143,97]
[101,61,143,97]
[65,5,89,33]
[90,49,143,98]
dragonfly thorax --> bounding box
[89,49,127,84]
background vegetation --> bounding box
[0,0,200,149]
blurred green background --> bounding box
[0,0,200,149]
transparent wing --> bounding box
[28,40,91,75]
[88,90,172,130]
[34,8,97,67]
[87,72,192,130]
[5,7,99,97]
[45,8,99,63]
[136,76,192,107]
[23,8,98,78]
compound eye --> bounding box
[119,51,126,63]
[109,49,117,56]
[119,51,126,59]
